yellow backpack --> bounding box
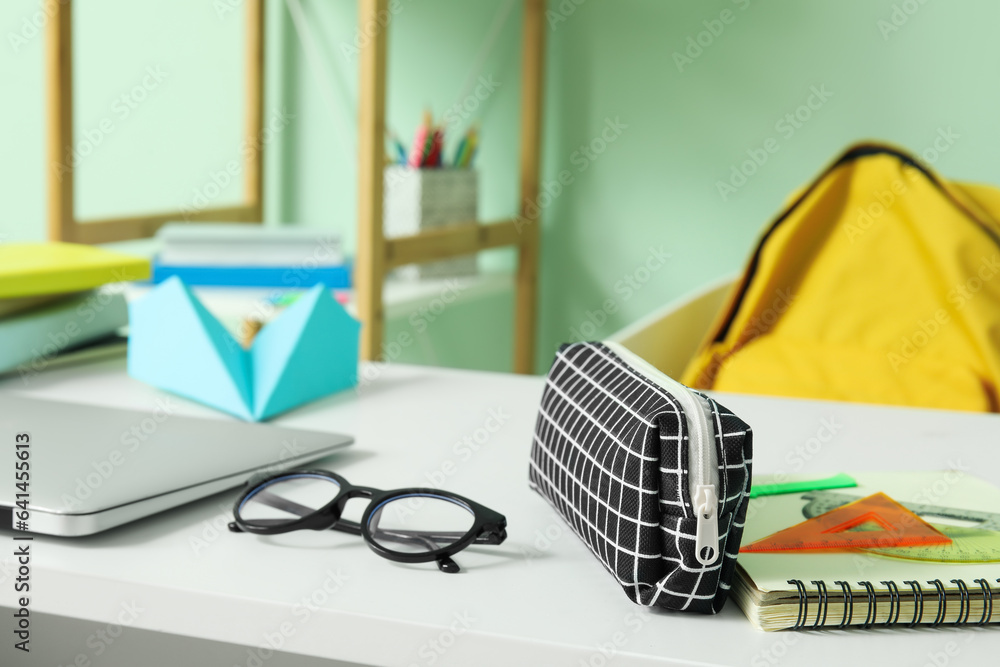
[682,143,1000,412]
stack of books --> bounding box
[151,223,350,289]
[0,243,150,379]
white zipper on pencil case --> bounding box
[605,341,721,565]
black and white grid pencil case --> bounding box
[528,341,753,613]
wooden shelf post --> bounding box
[46,0,74,242]
[356,0,389,362]
[355,0,544,374]
[515,0,546,374]
[245,0,266,221]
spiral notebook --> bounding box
[733,471,1000,631]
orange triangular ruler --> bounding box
[741,492,952,553]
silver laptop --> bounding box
[0,395,352,536]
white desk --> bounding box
[2,358,999,666]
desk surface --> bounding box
[2,359,999,666]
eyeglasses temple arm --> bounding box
[330,520,362,536]
[350,527,506,544]
[246,489,316,518]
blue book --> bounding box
[152,257,351,289]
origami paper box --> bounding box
[128,277,359,421]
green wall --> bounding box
[536,0,1000,371]
[4,0,1000,373]
[0,0,292,232]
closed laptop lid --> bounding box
[0,395,351,517]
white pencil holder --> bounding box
[383,166,479,279]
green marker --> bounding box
[749,473,857,499]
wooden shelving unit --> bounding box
[45,0,266,243]
[46,0,545,373]
[355,0,545,374]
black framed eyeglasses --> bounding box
[228,470,507,573]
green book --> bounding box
[0,290,128,378]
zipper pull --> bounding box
[694,484,719,565]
